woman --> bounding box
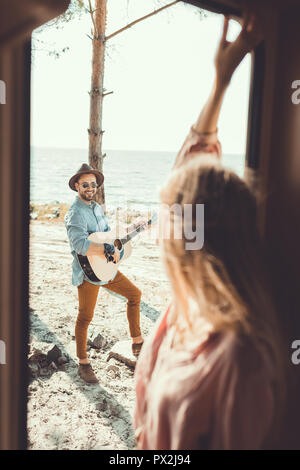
[134,12,286,450]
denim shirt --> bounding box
[64,196,116,286]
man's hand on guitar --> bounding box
[125,217,148,234]
[133,217,148,231]
[111,250,120,264]
[103,243,120,264]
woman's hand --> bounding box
[174,8,264,163]
[215,11,263,87]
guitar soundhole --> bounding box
[114,239,122,251]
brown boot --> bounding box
[132,342,144,358]
[78,363,99,384]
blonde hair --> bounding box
[159,155,286,432]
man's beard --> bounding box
[80,190,95,201]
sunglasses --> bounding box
[78,182,98,189]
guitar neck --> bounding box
[120,218,154,245]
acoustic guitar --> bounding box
[77,216,156,283]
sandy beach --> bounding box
[28,208,172,450]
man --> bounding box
[65,163,144,384]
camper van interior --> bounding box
[0,0,300,450]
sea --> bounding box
[30,147,245,212]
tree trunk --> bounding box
[88,0,180,210]
[88,0,107,208]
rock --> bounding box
[47,345,62,363]
[29,362,40,378]
[40,357,49,368]
[88,333,107,350]
[96,398,108,412]
[57,355,68,365]
[40,367,50,377]
[49,361,58,370]
[30,212,38,220]
[106,365,120,378]
[108,401,122,417]
[107,365,119,373]
[28,349,43,360]
[107,340,136,368]
[45,213,55,219]
[28,351,48,368]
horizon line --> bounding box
[30,145,178,154]
[30,145,244,156]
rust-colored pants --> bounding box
[76,270,142,360]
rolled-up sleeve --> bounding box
[173,126,222,169]
[65,209,91,256]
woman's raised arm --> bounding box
[174,12,263,169]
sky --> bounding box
[31,0,251,154]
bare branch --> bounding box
[102,91,114,97]
[106,0,180,41]
[88,0,98,37]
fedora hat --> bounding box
[69,163,104,192]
